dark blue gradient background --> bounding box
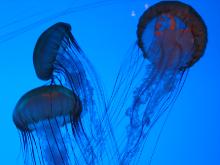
[0,0,219,164]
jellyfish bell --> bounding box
[13,85,82,164]
[33,22,80,81]
[137,1,207,70]
[13,85,82,132]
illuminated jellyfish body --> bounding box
[13,22,115,164]
[108,1,207,164]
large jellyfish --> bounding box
[13,22,117,164]
[107,1,207,164]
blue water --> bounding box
[0,0,219,164]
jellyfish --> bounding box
[107,1,207,164]
[13,85,82,164]
[14,22,118,164]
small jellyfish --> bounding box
[13,85,82,165]
[108,1,207,163]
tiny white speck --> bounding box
[144,3,149,9]
[131,10,136,17]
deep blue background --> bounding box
[0,0,219,164]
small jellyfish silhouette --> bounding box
[13,85,82,164]
[108,1,207,163]
[13,22,115,164]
